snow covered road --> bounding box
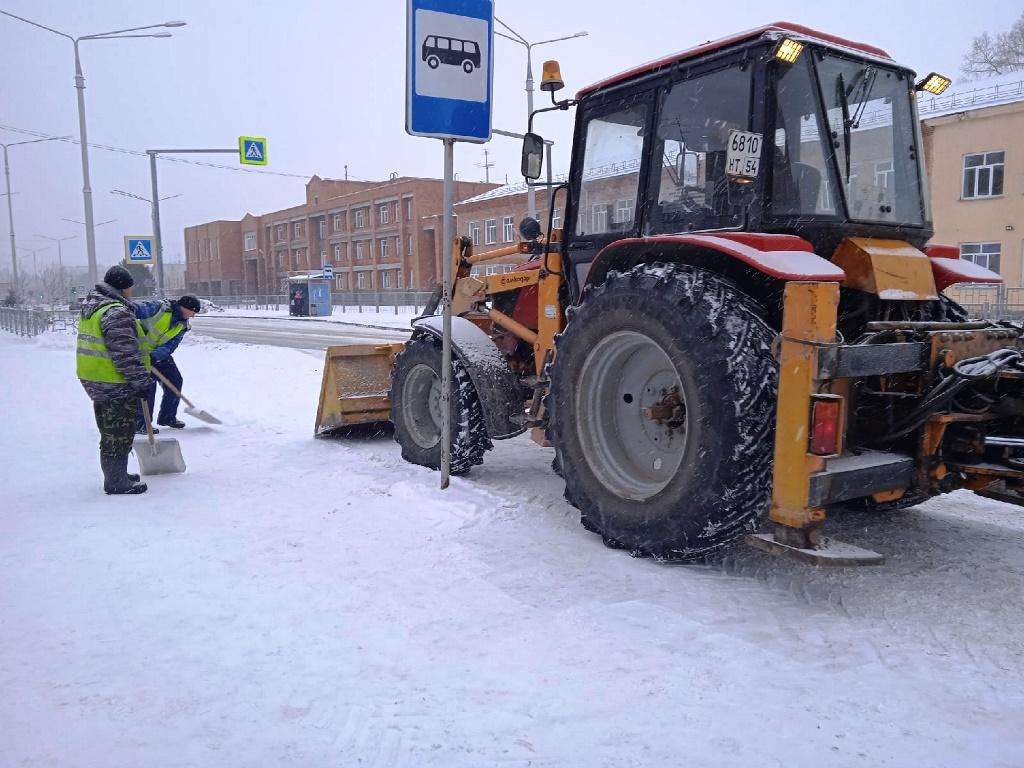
[1,331,1023,767]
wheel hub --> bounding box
[576,331,689,501]
[402,363,442,450]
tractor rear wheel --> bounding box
[548,263,777,557]
[390,335,491,474]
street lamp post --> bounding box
[1,137,68,297]
[494,18,586,219]
[35,233,76,300]
[0,11,186,286]
[111,186,183,295]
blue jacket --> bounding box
[134,299,190,364]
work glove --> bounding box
[150,349,169,364]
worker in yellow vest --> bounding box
[134,295,200,431]
[76,266,152,495]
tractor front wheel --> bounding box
[548,263,777,557]
[390,335,491,475]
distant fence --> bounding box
[0,307,54,337]
[196,290,435,315]
[946,285,1024,321]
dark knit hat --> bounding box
[177,294,201,313]
[104,265,134,290]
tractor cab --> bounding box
[524,22,945,298]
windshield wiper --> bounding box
[836,73,852,183]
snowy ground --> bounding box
[2,330,1023,767]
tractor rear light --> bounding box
[809,395,842,456]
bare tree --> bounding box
[963,13,1024,79]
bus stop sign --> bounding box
[406,0,493,142]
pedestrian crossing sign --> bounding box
[124,235,155,264]
[239,136,268,166]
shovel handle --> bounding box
[140,399,157,448]
[151,366,195,408]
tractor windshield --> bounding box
[770,52,926,227]
[814,54,925,225]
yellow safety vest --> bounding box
[140,302,186,352]
[76,302,152,384]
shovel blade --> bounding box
[184,405,222,425]
[133,436,187,475]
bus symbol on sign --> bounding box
[422,34,481,74]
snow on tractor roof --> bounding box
[576,21,893,99]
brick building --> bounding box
[185,175,497,294]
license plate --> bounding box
[726,130,762,178]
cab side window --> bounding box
[575,103,647,237]
[646,66,754,234]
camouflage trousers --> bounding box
[93,397,137,461]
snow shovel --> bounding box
[151,367,222,425]
[134,400,186,475]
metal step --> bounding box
[808,451,914,507]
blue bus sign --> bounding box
[406,0,493,143]
[124,236,155,265]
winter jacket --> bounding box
[77,283,151,402]
[135,300,190,363]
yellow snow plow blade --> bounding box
[314,343,404,435]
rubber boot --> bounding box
[102,454,148,495]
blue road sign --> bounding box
[406,0,493,143]
[239,136,268,166]
[322,264,334,279]
[124,235,155,264]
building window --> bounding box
[355,209,366,228]
[963,152,1005,199]
[408,236,414,256]
[356,241,365,261]
[960,242,1001,273]
[874,160,894,191]
[615,199,635,226]
[502,215,514,242]
[591,204,609,233]
[379,238,389,259]
[382,271,392,288]
[485,218,497,244]
[468,221,480,245]
[334,243,342,261]
[332,213,343,232]
[293,222,302,239]
[379,204,390,225]
[485,265,499,276]
[357,272,366,289]
[276,225,285,242]
[406,198,413,220]
[244,231,257,251]
[551,207,561,230]
[320,248,327,263]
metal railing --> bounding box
[947,285,1024,321]
[195,289,435,315]
[0,306,53,336]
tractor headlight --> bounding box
[916,73,952,95]
[774,38,804,64]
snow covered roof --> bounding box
[456,159,641,206]
[917,72,1024,120]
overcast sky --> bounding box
[0,0,1011,274]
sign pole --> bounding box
[440,137,455,489]
[148,151,165,297]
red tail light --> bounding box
[810,395,842,456]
